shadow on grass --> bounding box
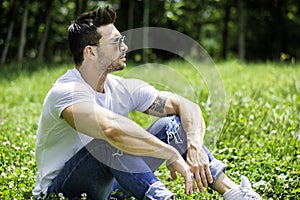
[0,60,73,83]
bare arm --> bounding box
[62,101,195,194]
[144,91,205,145]
[145,91,212,192]
[62,102,178,160]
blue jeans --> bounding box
[47,116,227,200]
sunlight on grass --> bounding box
[0,61,299,199]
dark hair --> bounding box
[68,7,116,66]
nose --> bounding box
[120,42,128,52]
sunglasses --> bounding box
[89,35,126,51]
[108,35,126,51]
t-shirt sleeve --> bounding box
[47,82,95,118]
[125,78,159,112]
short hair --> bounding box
[68,7,116,66]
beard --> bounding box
[96,47,126,73]
[106,57,126,73]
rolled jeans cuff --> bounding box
[209,158,227,189]
[144,181,174,200]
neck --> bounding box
[76,63,108,93]
[95,73,107,93]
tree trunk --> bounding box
[18,0,30,64]
[237,0,246,62]
[222,0,230,60]
[143,0,149,62]
[74,0,80,17]
[37,0,53,62]
[128,0,135,30]
[1,0,16,64]
[127,0,135,48]
[271,0,284,60]
[0,0,4,17]
[81,0,88,12]
[1,20,14,64]
[74,0,87,17]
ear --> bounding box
[84,45,96,59]
[89,48,95,56]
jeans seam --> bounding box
[59,144,109,194]
[59,151,91,195]
[123,173,153,198]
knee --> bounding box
[165,115,184,144]
[147,115,179,140]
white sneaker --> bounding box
[223,176,263,200]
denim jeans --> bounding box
[47,115,227,200]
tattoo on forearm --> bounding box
[149,96,167,113]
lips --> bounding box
[120,55,126,61]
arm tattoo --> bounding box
[149,95,167,114]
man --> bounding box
[33,7,262,200]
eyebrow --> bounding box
[111,35,122,42]
[100,33,121,44]
[111,36,119,41]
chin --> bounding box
[116,65,126,71]
[108,64,126,73]
[121,63,126,69]
[117,62,126,70]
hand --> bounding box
[166,154,196,194]
[186,145,213,192]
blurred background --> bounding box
[1,0,299,64]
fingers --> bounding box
[183,172,196,194]
[190,163,212,192]
[194,170,204,192]
[193,168,207,192]
[200,166,208,187]
[205,164,213,184]
[170,170,177,180]
[167,157,195,194]
[187,147,214,192]
[167,165,178,180]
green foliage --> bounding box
[0,61,299,199]
[2,0,300,63]
[0,63,70,199]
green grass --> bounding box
[0,60,299,199]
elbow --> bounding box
[100,117,121,142]
[102,124,117,140]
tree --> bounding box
[1,0,16,64]
[37,0,53,62]
[74,0,88,17]
[17,0,30,64]
[143,0,149,62]
[1,0,300,64]
[270,0,285,60]
[237,0,246,62]
[221,0,230,59]
[127,0,135,48]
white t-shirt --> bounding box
[33,68,159,198]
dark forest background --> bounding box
[1,0,300,64]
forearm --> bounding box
[146,91,206,145]
[145,92,212,189]
[105,114,180,161]
[175,95,206,146]
[62,102,180,161]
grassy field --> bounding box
[0,60,299,199]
